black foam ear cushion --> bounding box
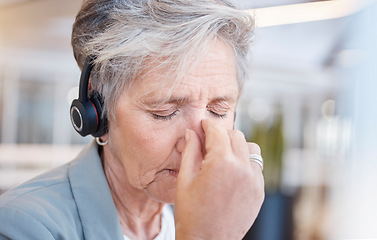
[89,92,108,137]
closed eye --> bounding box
[152,110,179,121]
[209,111,227,119]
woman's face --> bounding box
[107,40,239,203]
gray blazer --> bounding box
[0,141,124,240]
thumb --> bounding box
[178,129,203,184]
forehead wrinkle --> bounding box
[131,40,237,102]
[187,62,236,79]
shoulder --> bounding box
[0,141,116,240]
[0,161,73,209]
[0,205,56,239]
[0,161,83,239]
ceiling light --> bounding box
[245,0,375,28]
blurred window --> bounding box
[17,80,54,144]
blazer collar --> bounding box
[68,140,123,240]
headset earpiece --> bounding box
[70,56,108,137]
[89,92,108,137]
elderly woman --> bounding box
[0,0,264,239]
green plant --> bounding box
[248,112,284,192]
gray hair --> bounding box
[71,0,254,120]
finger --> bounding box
[229,130,249,162]
[247,142,263,170]
[178,129,203,184]
[201,119,232,155]
[247,142,261,155]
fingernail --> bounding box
[185,129,190,141]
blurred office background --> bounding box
[0,0,376,239]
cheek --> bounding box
[117,121,179,185]
[130,123,176,157]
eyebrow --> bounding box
[150,96,188,104]
[138,96,189,109]
[209,96,237,104]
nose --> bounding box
[176,111,206,154]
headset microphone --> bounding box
[70,56,108,137]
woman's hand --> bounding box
[175,119,265,240]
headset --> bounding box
[70,56,108,137]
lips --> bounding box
[168,169,179,177]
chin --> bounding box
[147,186,177,204]
[144,171,178,204]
